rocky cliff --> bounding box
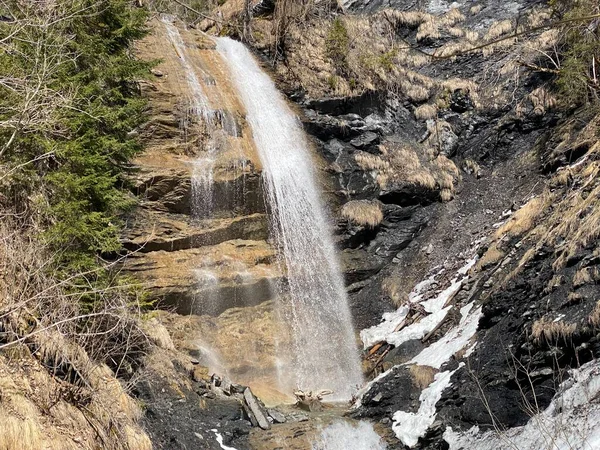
[120,0,600,448]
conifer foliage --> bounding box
[0,0,150,271]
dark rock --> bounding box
[350,131,380,150]
[351,366,420,420]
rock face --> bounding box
[127,2,600,448]
[126,20,287,448]
[198,0,600,447]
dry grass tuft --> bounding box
[414,103,438,120]
[475,244,504,271]
[436,41,473,58]
[355,151,389,171]
[529,87,557,116]
[416,18,440,41]
[470,4,483,15]
[340,200,384,228]
[442,8,466,27]
[391,10,427,27]
[573,267,600,288]
[0,416,44,450]
[590,301,600,328]
[495,196,546,239]
[485,20,513,41]
[463,159,481,176]
[408,364,438,389]
[531,317,576,344]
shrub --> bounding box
[551,0,600,105]
[326,18,350,71]
[0,0,152,273]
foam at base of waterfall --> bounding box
[312,421,387,450]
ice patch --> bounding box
[312,421,387,450]
[444,360,600,450]
[392,365,462,447]
[409,302,482,368]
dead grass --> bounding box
[470,5,483,15]
[485,20,513,41]
[340,200,384,228]
[0,219,152,450]
[573,267,600,288]
[445,8,465,23]
[408,364,438,390]
[475,244,505,271]
[414,103,438,120]
[417,18,440,41]
[531,317,576,344]
[495,196,546,239]
[463,159,481,176]
[529,87,557,116]
[589,301,600,328]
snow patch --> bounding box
[360,257,475,350]
[444,360,600,450]
[312,421,387,450]
[211,429,238,450]
[387,306,451,347]
[361,306,410,350]
[392,365,463,447]
[410,302,482,368]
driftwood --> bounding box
[293,389,333,412]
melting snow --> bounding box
[312,421,387,450]
[360,257,475,350]
[361,306,410,350]
[387,306,452,347]
[392,365,463,447]
[443,360,600,450]
[409,302,482,369]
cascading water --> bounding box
[216,37,364,400]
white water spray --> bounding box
[216,37,363,400]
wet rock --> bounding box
[243,388,271,430]
[350,131,380,150]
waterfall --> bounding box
[216,37,363,400]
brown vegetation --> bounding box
[408,364,438,389]
[0,219,151,449]
[531,317,576,345]
[340,200,384,228]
